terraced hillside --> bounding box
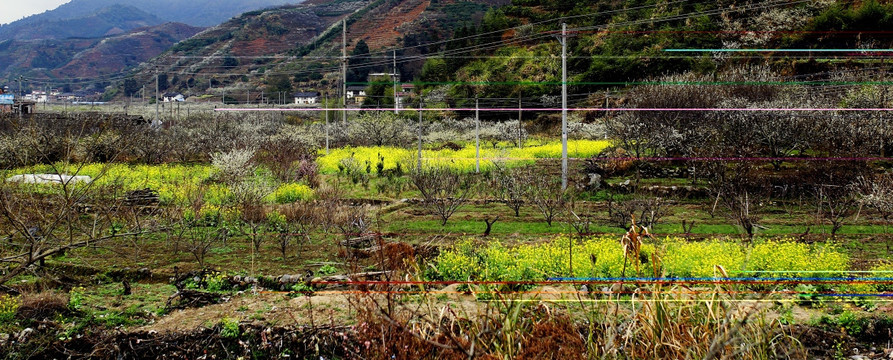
[124,0,506,98]
[0,22,201,86]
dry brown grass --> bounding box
[15,291,70,320]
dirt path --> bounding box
[140,291,354,332]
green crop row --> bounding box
[317,139,612,174]
[434,236,849,282]
[7,163,313,206]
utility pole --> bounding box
[325,92,330,154]
[342,18,348,125]
[475,97,480,173]
[518,91,523,149]
[417,99,423,170]
[155,67,160,125]
[393,50,398,114]
[605,90,610,140]
[560,22,568,190]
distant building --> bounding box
[12,100,35,115]
[25,91,48,103]
[163,93,186,102]
[293,91,320,105]
[57,93,79,102]
[346,86,367,103]
[395,91,413,109]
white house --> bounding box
[346,86,367,103]
[293,91,320,105]
[163,93,186,102]
[25,91,48,103]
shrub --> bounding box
[231,180,273,207]
[318,264,338,276]
[266,183,314,204]
[219,317,240,338]
[0,295,19,324]
[68,286,86,311]
[211,148,256,184]
[290,283,314,294]
[198,271,231,292]
[77,131,124,163]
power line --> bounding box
[10,0,862,94]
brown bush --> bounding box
[16,292,70,320]
[381,242,415,271]
[354,308,478,360]
[517,315,585,360]
[255,133,319,185]
[436,142,463,151]
[354,310,437,360]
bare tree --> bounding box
[0,178,155,285]
[257,129,319,184]
[606,193,666,230]
[703,163,767,240]
[0,117,159,286]
[525,171,567,226]
[410,167,474,226]
[266,211,292,259]
[856,173,893,253]
[172,186,228,268]
[231,180,272,253]
[280,202,320,256]
[491,164,526,217]
[333,204,373,240]
[240,203,268,253]
[607,72,723,160]
[350,112,413,146]
[802,162,867,238]
[813,184,858,238]
[185,221,223,269]
[563,197,597,277]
